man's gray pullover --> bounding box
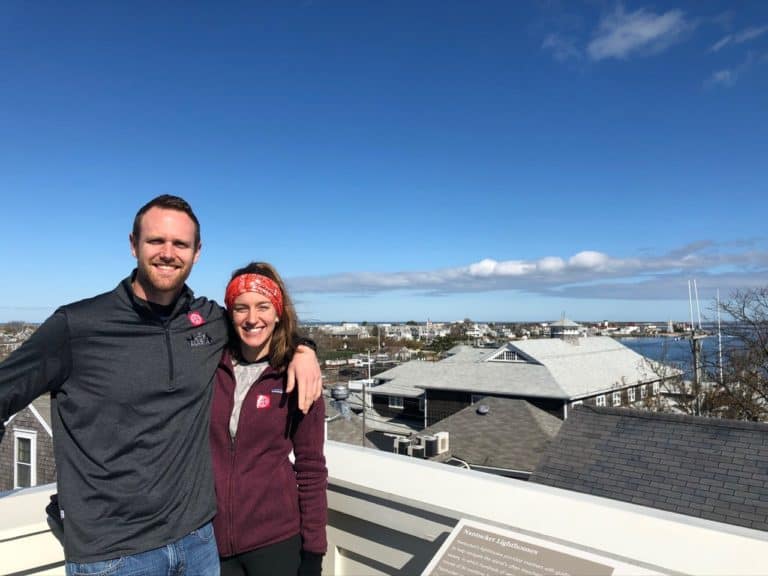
[0,275,227,562]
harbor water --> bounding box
[620,336,729,378]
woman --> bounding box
[210,262,327,576]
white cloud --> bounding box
[735,25,768,43]
[706,48,768,88]
[537,257,566,273]
[469,259,535,277]
[542,33,582,62]
[568,251,610,270]
[711,25,768,52]
[587,6,689,60]
[497,260,535,276]
[288,241,768,302]
[468,259,498,277]
[709,68,737,87]
[710,35,732,52]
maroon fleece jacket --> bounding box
[209,351,327,557]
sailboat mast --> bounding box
[688,280,695,333]
[693,279,703,330]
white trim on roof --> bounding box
[28,404,53,437]
[3,403,52,438]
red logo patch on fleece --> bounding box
[256,395,271,409]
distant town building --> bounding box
[549,317,585,339]
[0,325,36,359]
[315,322,371,339]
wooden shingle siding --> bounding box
[0,401,55,492]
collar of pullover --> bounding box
[120,271,194,321]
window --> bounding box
[612,392,621,407]
[628,388,635,402]
[653,382,660,395]
[640,385,647,399]
[595,395,606,407]
[14,430,37,489]
[388,396,404,409]
[489,349,526,363]
[419,397,425,412]
[572,400,583,407]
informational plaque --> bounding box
[422,519,665,576]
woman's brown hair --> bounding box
[226,262,298,372]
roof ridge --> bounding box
[577,405,768,432]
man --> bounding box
[0,195,322,574]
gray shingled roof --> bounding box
[420,397,562,474]
[530,406,768,532]
[510,337,661,398]
[324,397,376,448]
[373,337,661,400]
[372,359,564,398]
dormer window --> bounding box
[488,347,529,363]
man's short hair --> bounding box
[132,195,201,249]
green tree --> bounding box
[424,335,460,353]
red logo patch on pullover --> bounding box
[187,311,205,326]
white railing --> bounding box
[3,442,768,575]
[324,442,768,575]
[0,484,65,575]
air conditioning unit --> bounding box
[434,431,450,454]
[393,437,411,455]
[421,435,438,457]
[408,444,426,458]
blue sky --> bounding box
[1,1,766,323]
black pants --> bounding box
[220,534,301,576]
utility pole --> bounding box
[361,349,371,448]
[688,279,703,416]
[717,289,724,386]
[361,378,366,448]
[691,332,703,416]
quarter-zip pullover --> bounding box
[0,274,228,562]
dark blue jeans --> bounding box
[65,522,219,576]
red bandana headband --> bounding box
[225,274,284,317]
